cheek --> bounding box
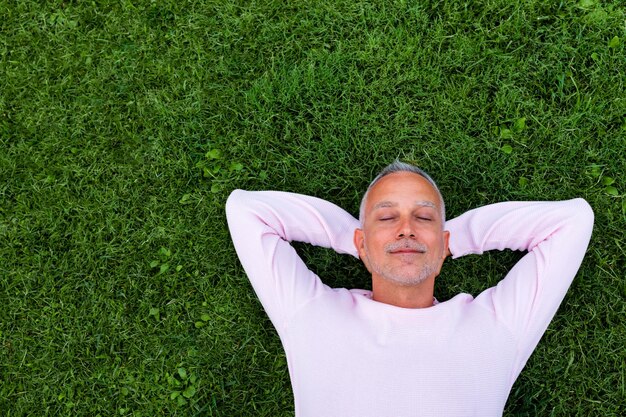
[432,234,446,255]
[365,233,387,254]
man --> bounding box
[225,161,594,417]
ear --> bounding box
[442,230,450,260]
[354,228,372,273]
[353,228,366,260]
[434,230,451,278]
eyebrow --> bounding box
[372,200,437,211]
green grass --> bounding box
[1,0,625,415]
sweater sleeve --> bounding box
[225,189,360,329]
[444,198,594,377]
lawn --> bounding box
[1,0,625,415]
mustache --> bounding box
[385,240,427,253]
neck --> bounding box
[371,276,436,308]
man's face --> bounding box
[354,172,449,286]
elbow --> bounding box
[225,189,247,220]
[575,198,594,222]
[572,198,595,235]
[226,189,244,205]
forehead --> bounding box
[366,172,441,212]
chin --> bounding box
[388,267,436,286]
[383,274,431,287]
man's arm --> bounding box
[225,189,360,330]
[445,198,594,376]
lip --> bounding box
[389,249,424,254]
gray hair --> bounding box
[358,161,445,225]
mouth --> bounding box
[385,240,428,255]
[389,248,425,254]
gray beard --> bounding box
[365,249,438,287]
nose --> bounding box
[397,218,415,239]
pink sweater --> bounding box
[226,190,594,417]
